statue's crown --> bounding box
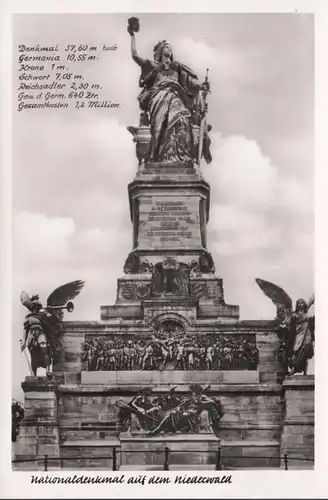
[153,40,167,53]
[153,40,173,62]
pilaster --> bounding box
[15,377,61,470]
[280,375,314,469]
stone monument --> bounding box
[14,19,314,471]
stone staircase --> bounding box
[57,436,281,471]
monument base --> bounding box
[280,375,314,469]
[14,377,61,470]
[119,433,220,471]
[118,433,281,470]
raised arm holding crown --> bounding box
[127,17,210,164]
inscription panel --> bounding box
[138,195,202,248]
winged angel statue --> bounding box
[256,278,315,376]
[20,280,85,377]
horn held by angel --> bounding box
[20,280,85,377]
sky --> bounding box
[12,13,314,399]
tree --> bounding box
[12,400,24,442]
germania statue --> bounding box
[127,17,211,165]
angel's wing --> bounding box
[179,262,191,275]
[47,280,85,307]
[20,291,30,306]
[190,260,199,272]
[46,280,85,320]
[308,293,315,310]
[140,259,153,273]
[20,291,33,311]
[255,278,293,323]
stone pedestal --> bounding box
[14,377,60,470]
[60,439,119,470]
[129,161,209,255]
[119,433,221,471]
[280,375,314,469]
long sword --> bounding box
[21,343,33,376]
[198,68,209,165]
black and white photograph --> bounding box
[2,1,327,498]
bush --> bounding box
[12,400,24,442]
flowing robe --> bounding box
[289,312,314,373]
[137,60,201,162]
[23,313,51,374]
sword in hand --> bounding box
[20,339,33,376]
[198,68,210,166]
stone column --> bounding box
[15,377,61,470]
[280,375,314,469]
[256,328,283,383]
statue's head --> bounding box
[295,298,308,313]
[30,295,42,312]
[153,40,174,62]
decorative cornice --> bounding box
[62,319,279,330]
[57,383,282,395]
[21,376,59,392]
[283,375,315,389]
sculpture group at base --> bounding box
[256,279,315,376]
[81,331,258,372]
[117,385,224,436]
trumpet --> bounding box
[41,301,75,313]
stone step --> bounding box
[220,440,280,469]
[119,464,282,471]
[61,439,119,447]
[58,438,281,470]
[119,436,280,469]
[60,427,280,444]
[119,464,217,471]
[60,440,119,470]
[80,370,260,385]
[226,466,280,470]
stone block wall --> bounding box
[280,376,314,469]
[15,378,60,470]
[54,383,283,469]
